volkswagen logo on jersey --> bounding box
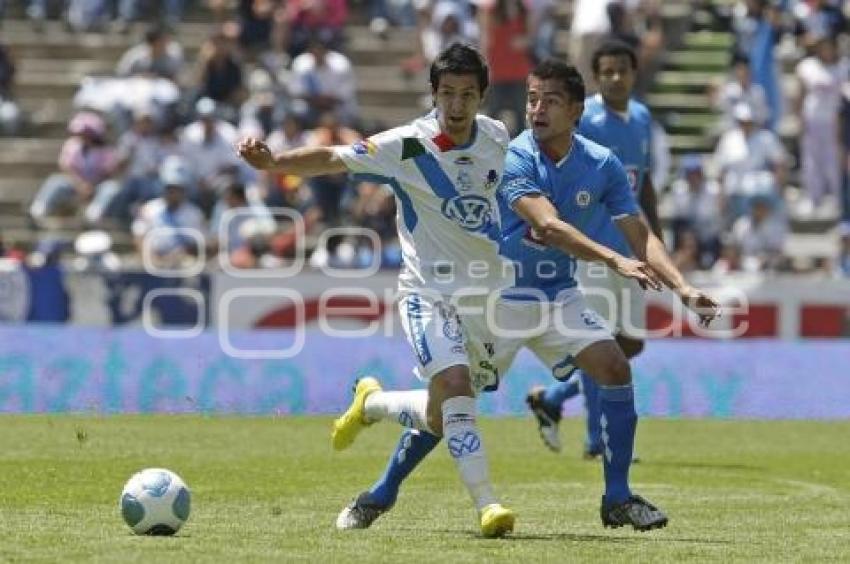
[575,190,592,207]
[441,195,492,231]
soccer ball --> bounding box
[120,468,191,535]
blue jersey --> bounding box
[578,94,653,256]
[498,130,640,301]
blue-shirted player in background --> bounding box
[334,59,719,532]
[526,41,673,457]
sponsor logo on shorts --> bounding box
[581,309,605,329]
[438,301,463,343]
[406,294,432,365]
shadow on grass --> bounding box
[394,528,733,545]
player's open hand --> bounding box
[612,256,662,291]
[679,287,721,327]
[236,138,275,170]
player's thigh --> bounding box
[618,274,647,342]
[398,292,470,385]
[461,298,526,394]
[576,261,646,341]
[531,296,617,382]
[573,339,631,386]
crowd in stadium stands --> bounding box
[1,0,850,276]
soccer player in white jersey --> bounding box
[241,44,524,538]
[331,59,719,533]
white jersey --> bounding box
[335,113,515,296]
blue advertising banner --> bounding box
[0,325,848,418]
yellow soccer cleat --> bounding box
[331,377,382,451]
[479,503,516,538]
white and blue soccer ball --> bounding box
[120,468,191,535]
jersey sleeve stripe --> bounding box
[411,153,459,200]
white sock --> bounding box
[442,396,497,511]
[364,390,431,433]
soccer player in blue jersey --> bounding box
[526,41,675,457]
[333,59,718,532]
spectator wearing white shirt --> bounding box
[115,26,184,81]
[795,34,849,215]
[132,156,205,268]
[731,194,788,272]
[714,52,769,130]
[569,0,613,93]
[289,34,357,125]
[713,102,788,221]
[179,97,244,213]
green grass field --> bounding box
[2,416,849,562]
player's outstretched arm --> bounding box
[236,138,349,177]
[616,215,720,326]
[513,194,661,290]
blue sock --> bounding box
[599,384,637,504]
[580,371,602,453]
[368,429,441,507]
[541,375,581,414]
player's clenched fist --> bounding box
[237,138,275,170]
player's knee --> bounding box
[608,355,632,385]
[426,410,443,436]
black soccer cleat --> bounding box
[526,386,562,452]
[600,494,668,531]
[335,491,392,530]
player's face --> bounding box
[595,54,636,106]
[433,73,483,140]
[526,75,583,143]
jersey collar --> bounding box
[431,113,478,152]
[533,132,575,169]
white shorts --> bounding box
[463,291,615,394]
[575,261,647,339]
[397,291,488,382]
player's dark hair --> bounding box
[429,43,489,95]
[591,41,638,74]
[529,59,586,104]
